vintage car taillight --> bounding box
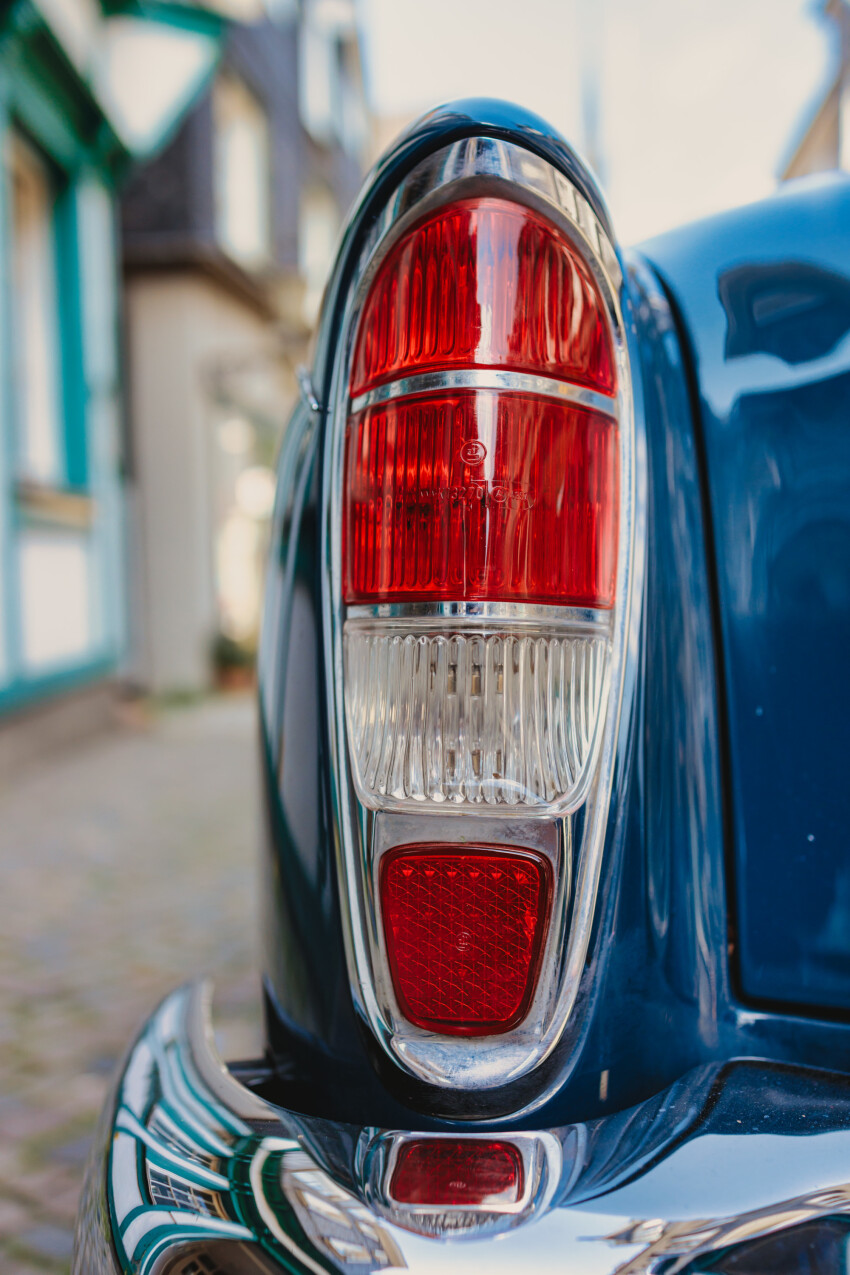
[322,139,639,1091]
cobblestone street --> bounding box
[0,694,261,1273]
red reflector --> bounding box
[390,1139,524,1207]
[351,197,616,396]
[380,846,551,1035]
[343,393,618,606]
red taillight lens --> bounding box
[390,1139,524,1207]
[380,846,551,1035]
[343,392,618,607]
[351,198,615,396]
[343,196,619,611]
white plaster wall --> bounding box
[125,272,288,693]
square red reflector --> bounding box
[379,845,551,1035]
[390,1139,524,1207]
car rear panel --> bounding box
[642,176,850,1015]
[253,107,850,1132]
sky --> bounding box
[360,0,833,244]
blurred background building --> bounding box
[0,0,842,770]
[122,0,366,695]
[0,0,366,769]
[782,0,850,178]
[0,0,214,766]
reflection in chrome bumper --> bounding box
[73,981,850,1275]
[72,983,563,1274]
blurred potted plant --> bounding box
[211,630,256,690]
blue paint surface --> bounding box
[643,174,850,1014]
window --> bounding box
[299,19,335,145]
[19,531,92,670]
[299,185,340,324]
[8,132,62,486]
[213,74,271,269]
[299,0,365,158]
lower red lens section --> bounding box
[342,392,618,607]
[390,1139,524,1207]
[380,845,551,1035]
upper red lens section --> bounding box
[343,393,618,607]
[380,845,551,1036]
[390,1139,524,1207]
[350,198,616,397]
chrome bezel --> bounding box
[320,137,640,1092]
[365,814,570,1086]
[347,602,610,629]
[350,368,617,416]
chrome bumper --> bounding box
[73,982,850,1275]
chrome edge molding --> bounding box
[296,364,321,414]
[319,135,643,1094]
[347,602,611,628]
[350,368,618,416]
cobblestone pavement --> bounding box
[0,694,262,1273]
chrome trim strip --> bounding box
[349,369,618,416]
[346,601,612,630]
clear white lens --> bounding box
[344,621,609,810]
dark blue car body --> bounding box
[74,101,850,1275]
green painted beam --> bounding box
[0,0,128,172]
[99,0,226,40]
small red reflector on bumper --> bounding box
[390,1139,524,1207]
[380,846,551,1035]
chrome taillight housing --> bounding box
[321,137,640,1092]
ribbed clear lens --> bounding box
[344,622,609,809]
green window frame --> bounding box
[5,124,89,495]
